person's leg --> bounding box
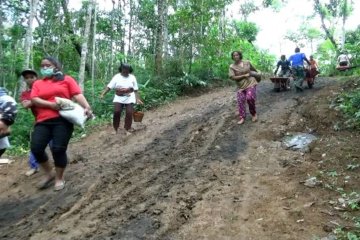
[25,152,39,176]
[274,72,281,91]
[293,67,304,91]
[51,119,74,190]
[112,102,123,133]
[31,123,53,182]
[124,104,134,131]
[0,148,6,158]
[236,90,246,124]
[246,86,257,121]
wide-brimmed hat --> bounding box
[21,69,38,77]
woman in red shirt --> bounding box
[31,57,92,191]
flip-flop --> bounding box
[54,180,66,191]
[37,176,55,190]
[237,118,245,125]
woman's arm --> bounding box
[31,97,59,110]
[229,66,250,81]
[73,94,92,116]
[230,73,250,81]
[100,87,111,99]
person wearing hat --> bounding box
[100,63,143,134]
[20,69,43,176]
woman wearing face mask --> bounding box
[30,56,92,191]
[100,63,143,135]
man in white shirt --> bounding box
[100,63,143,134]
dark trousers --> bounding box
[31,117,73,168]
[113,103,134,131]
[0,148,6,158]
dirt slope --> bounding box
[0,77,357,240]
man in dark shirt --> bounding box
[273,55,291,91]
[274,55,291,77]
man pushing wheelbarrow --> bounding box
[271,55,292,92]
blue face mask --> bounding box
[40,68,54,77]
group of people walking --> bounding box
[228,47,320,125]
[0,57,141,191]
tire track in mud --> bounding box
[52,101,237,239]
[0,78,333,239]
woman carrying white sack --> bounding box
[101,63,143,135]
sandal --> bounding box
[237,118,245,125]
[37,176,55,190]
[54,180,66,191]
[25,168,39,177]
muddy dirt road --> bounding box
[0,78,344,239]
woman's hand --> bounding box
[115,88,131,96]
[21,100,32,108]
[136,98,144,105]
[49,102,60,110]
[84,107,94,118]
[0,121,10,136]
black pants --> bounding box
[113,103,134,131]
[339,61,348,66]
[0,148,6,158]
[31,117,74,168]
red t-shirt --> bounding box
[20,89,38,117]
[30,75,82,123]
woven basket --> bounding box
[133,111,144,122]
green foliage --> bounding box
[233,21,259,43]
[336,87,360,128]
[6,107,34,156]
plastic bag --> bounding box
[55,97,86,128]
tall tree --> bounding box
[155,0,166,75]
[78,0,94,91]
[313,0,353,52]
[20,0,38,93]
[23,0,38,70]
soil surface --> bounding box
[0,77,359,240]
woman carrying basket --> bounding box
[101,63,143,135]
[229,51,259,125]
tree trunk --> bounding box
[313,0,338,51]
[108,0,116,81]
[19,0,38,93]
[120,0,126,56]
[155,0,165,75]
[78,0,93,91]
[340,0,348,51]
[61,0,91,72]
[0,1,5,87]
[91,2,97,104]
[23,0,38,69]
[128,0,133,55]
